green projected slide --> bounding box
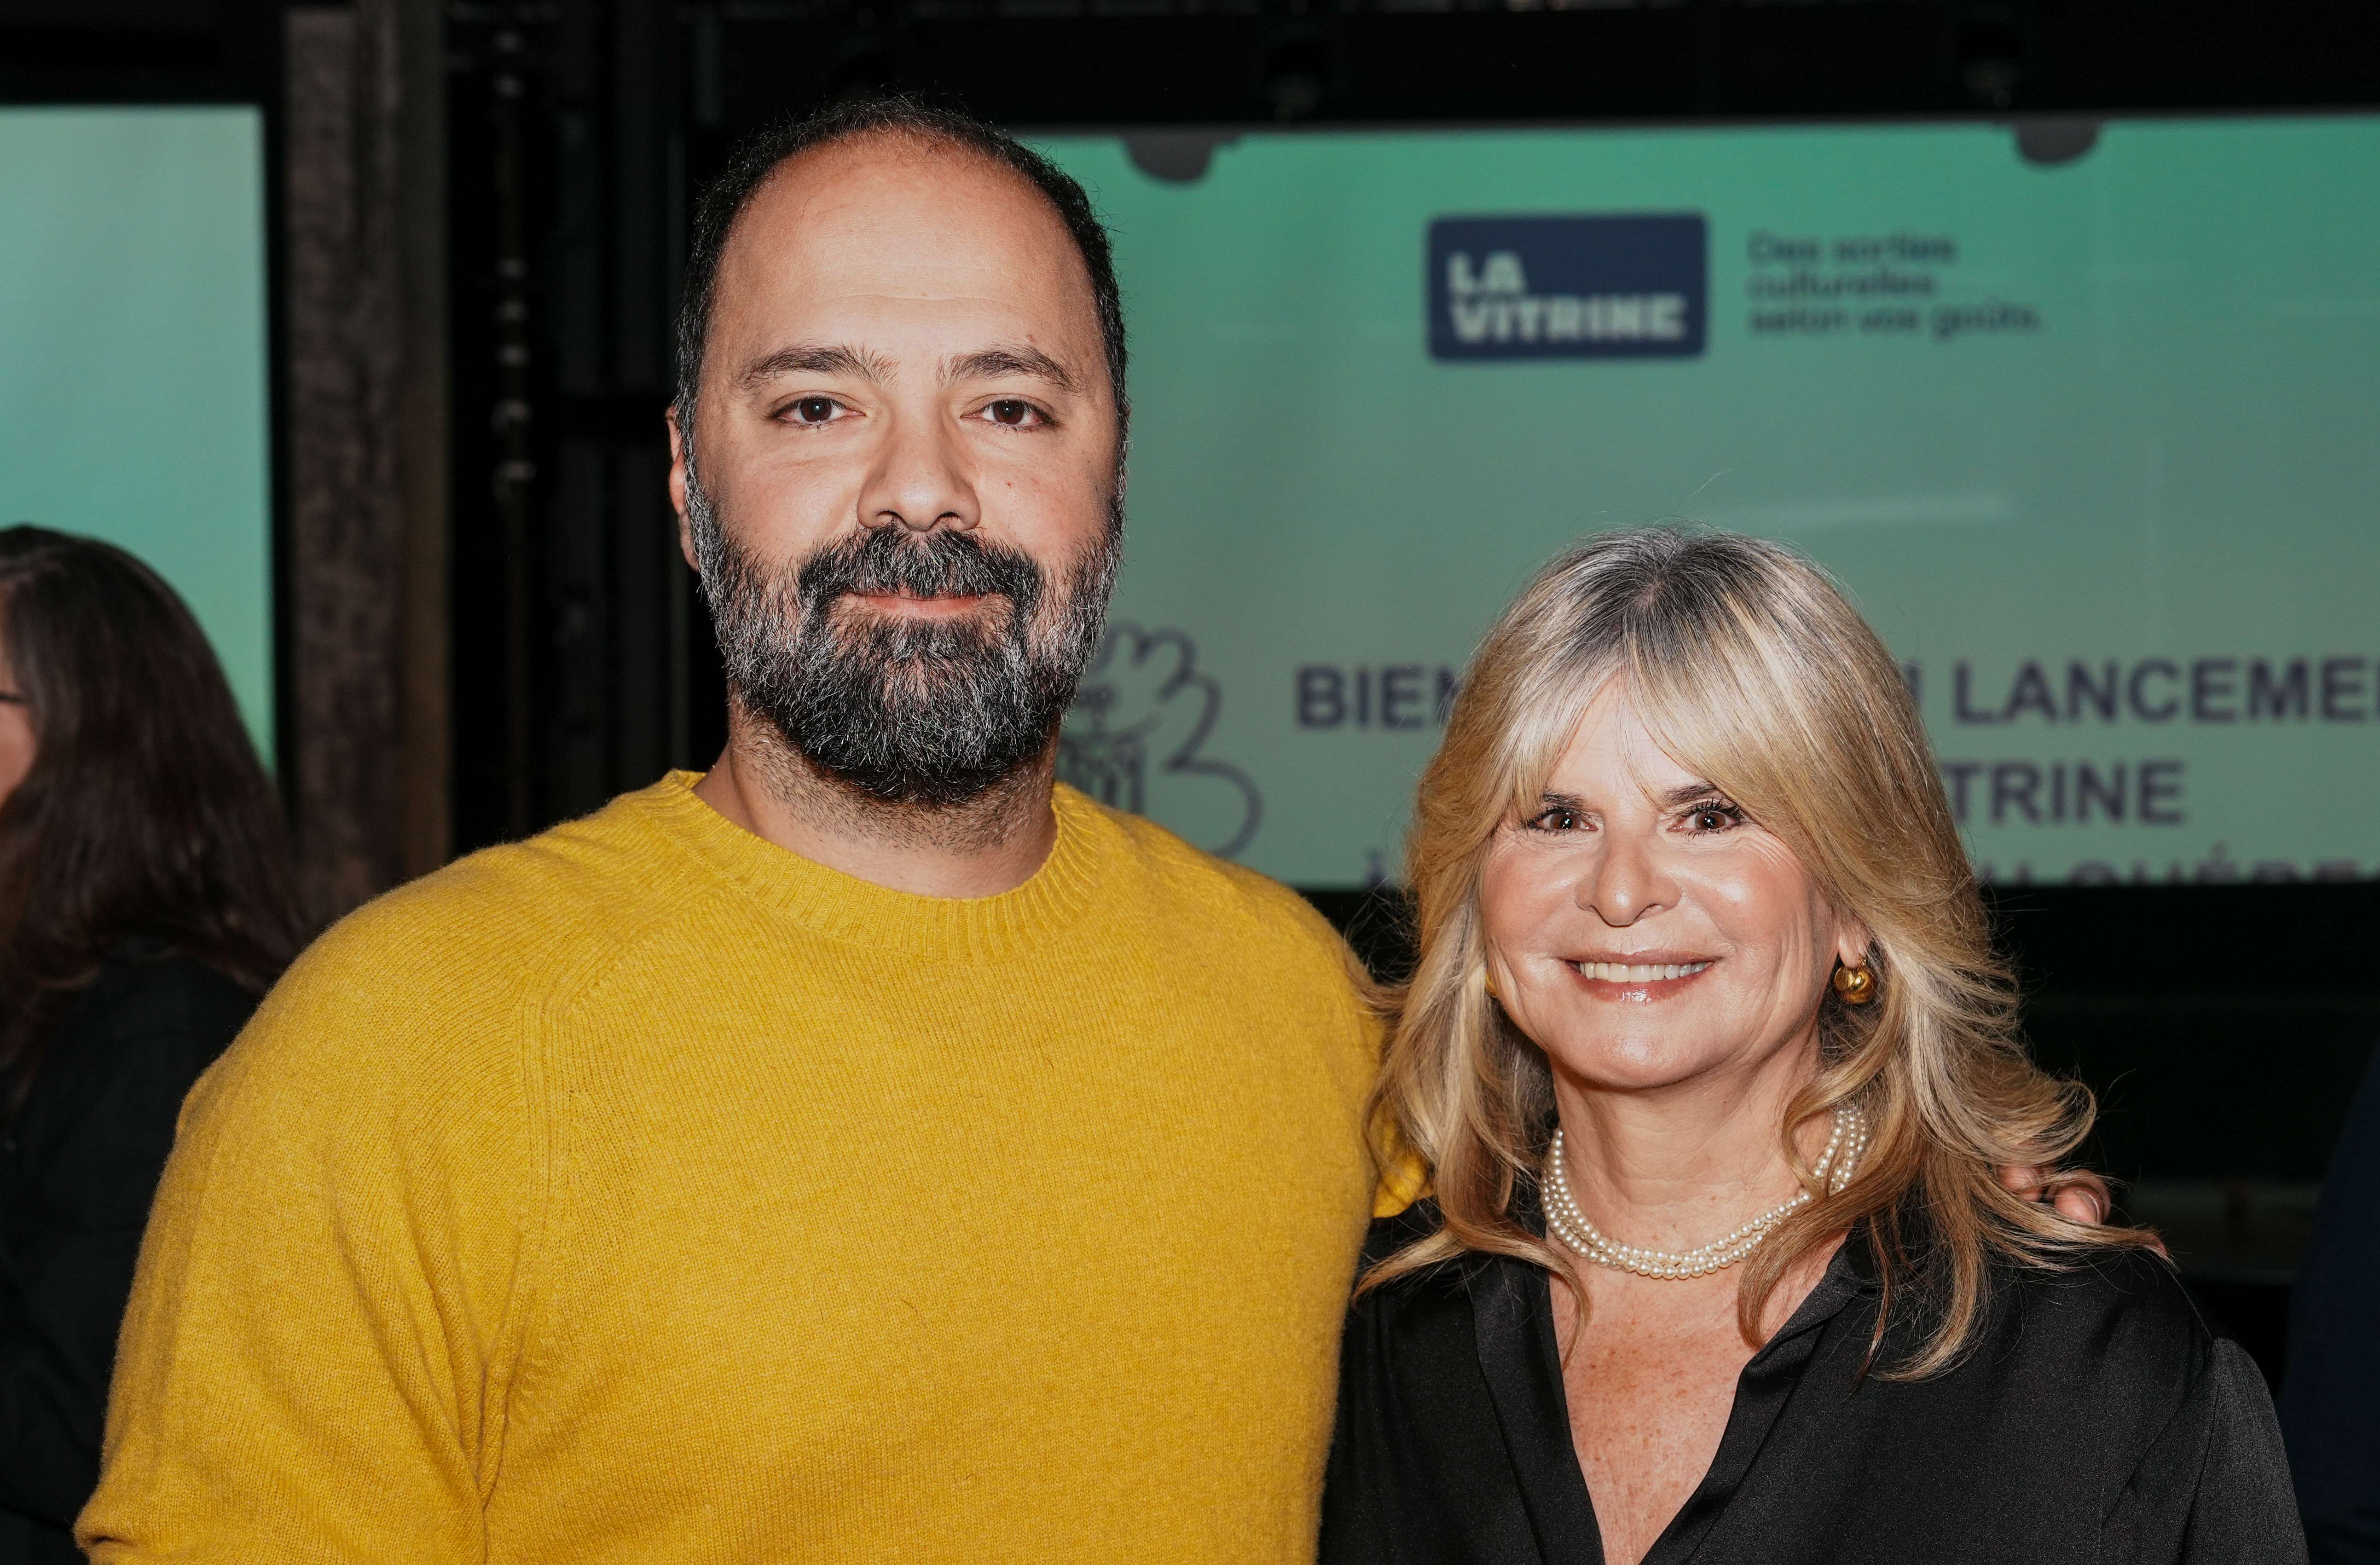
[0,107,273,753]
[1039,118,2380,889]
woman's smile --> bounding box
[1563,955,1716,998]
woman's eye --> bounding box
[979,399,1044,428]
[786,396,843,426]
[1685,803,1743,832]
[1532,808,1581,833]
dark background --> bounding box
[14,0,2380,1383]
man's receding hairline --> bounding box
[724,124,1088,275]
[777,119,1020,174]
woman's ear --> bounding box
[1834,915,1874,971]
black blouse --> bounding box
[0,946,255,1564]
[1323,1198,2305,1565]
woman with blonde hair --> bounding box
[1320,529,2300,1565]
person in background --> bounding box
[2282,1049,2380,1563]
[0,526,302,1565]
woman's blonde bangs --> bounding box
[1490,656,1622,833]
[1631,566,1959,924]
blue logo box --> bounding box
[1428,214,1708,362]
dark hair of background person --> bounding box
[671,94,1130,449]
[0,525,303,1114]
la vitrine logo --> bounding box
[1427,214,1709,362]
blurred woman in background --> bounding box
[0,526,302,1564]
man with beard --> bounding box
[80,101,1378,1563]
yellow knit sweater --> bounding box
[80,774,1380,1563]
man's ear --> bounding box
[666,405,699,572]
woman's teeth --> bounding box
[1574,960,1711,983]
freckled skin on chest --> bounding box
[1556,1254,1828,1565]
[1560,1274,1749,1565]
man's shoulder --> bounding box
[1070,787,1357,970]
[263,782,697,1050]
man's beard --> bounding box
[687,471,1119,810]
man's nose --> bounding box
[859,407,979,535]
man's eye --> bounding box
[787,396,842,425]
[979,399,1043,427]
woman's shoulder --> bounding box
[38,945,258,1102]
[79,943,259,1048]
[1348,1200,1477,1315]
[1358,1197,1452,1272]
[2000,1242,2209,1335]
[12,948,260,1196]
[1957,1242,2225,1399]
[1339,1197,1518,1403]
[1970,1246,2299,1553]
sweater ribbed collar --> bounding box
[631,769,1109,963]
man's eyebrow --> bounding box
[945,345,1080,393]
[737,343,891,388]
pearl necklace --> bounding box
[1542,1106,1869,1280]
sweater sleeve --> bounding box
[75,912,550,1563]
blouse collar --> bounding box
[1466,1178,1874,1565]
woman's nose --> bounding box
[1579,830,1674,926]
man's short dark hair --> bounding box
[673,96,1129,444]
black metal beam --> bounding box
[690,1,2380,138]
[0,0,282,105]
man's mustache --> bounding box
[795,526,1045,618]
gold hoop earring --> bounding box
[1483,971,1499,1000]
[1831,963,1876,1006]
